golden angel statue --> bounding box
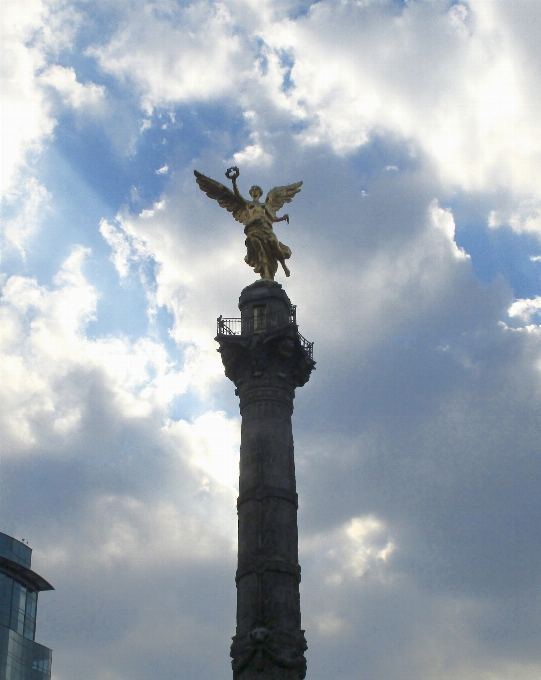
[194,166,302,281]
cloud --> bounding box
[0,246,193,454]
[489,199,541,238]
[1,176,50,257]
[429,199,469,260]
[165,410,240,492]
[89,1,247,114]
[90,0,541,210]
[99,217,147,279]
[233,142,272,167]
[0,0,54,198]
[0,0,90,259]
[39,65,105,109]
[275,0,537,193]
[302,514,395,585]
[508,296,541,324]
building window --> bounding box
[32,657,51,673]
[0,573,13,627]
[253,305,266,331]
[24,591,37,640]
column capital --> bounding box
[216,326,315,391]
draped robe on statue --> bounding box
[243,209,292,281]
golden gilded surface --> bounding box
[194,166,302,280]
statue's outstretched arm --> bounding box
[269,213,289,224]
[265,182,303,221]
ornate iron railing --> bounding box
[217,304,313,359]
[218,307,296,336]
[217,316,242,335]
[297,332,314,360]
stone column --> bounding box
[216,280,315,680]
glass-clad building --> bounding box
[0,533,54,679]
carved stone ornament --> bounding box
[216,326,315,390]
[231,628,307,679]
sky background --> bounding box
[2,1,541,679]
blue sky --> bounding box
[2,1,541,679]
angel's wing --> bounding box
[194,170,249,224]
[265,181,303,216]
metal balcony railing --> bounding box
[217,304,314,360]
[297,332,314,360]
[217,306,296,335]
